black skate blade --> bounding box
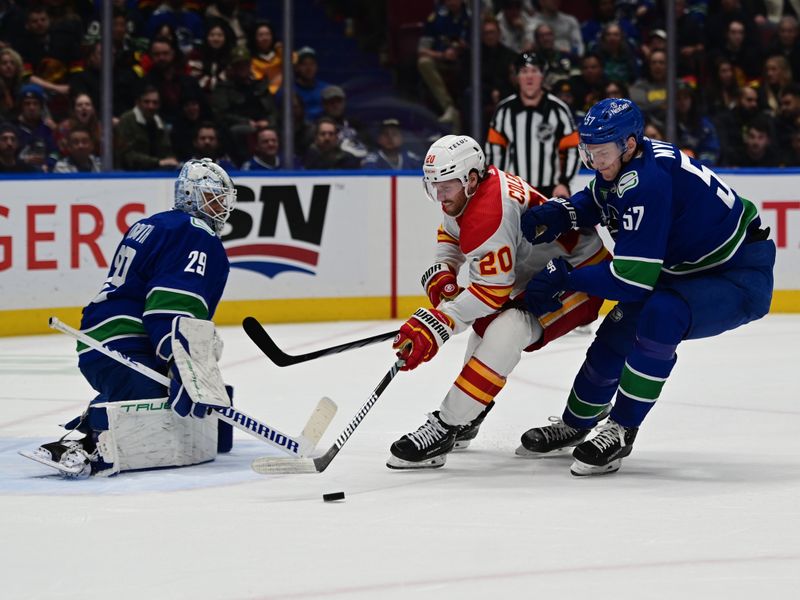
[514,445,572,458]
[386,455,447,470]
[570,458,622,476]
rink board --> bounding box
[0,170,799,335]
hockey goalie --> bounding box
[20,159,237,478]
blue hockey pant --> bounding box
[563,239,775,430]
[64,352,168,432]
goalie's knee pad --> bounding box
[92,398,220,476]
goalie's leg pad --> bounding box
[93,398,218,476]
[67,352,172,434]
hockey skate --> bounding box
[386,412,458,469]
[19,439,96,479]
[570,420,638,476]
[515,404,612,457]
[453,401,495,450]
[515,416,590,457]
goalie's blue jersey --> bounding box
[568,138,761,301]
[78,209,230,368]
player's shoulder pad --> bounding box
[458,168,503,254]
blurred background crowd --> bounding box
[2,0,800,174]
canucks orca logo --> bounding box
[222,184,329,279]
[615,171,639,197]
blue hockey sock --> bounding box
[563,342,624,429]
[611,336,678,427]
[611,291,689,428]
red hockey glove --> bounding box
[421,262,462,307]
[393,307,454,371]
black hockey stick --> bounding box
[251,359,404,474]
[242,316,398,367]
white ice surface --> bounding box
[1,316,798,600]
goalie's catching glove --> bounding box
[393,308,454,371]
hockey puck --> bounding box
[323,492,345,502]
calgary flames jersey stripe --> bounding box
[468,282,513,309]
[437,226,459,245]
[576,245,612,268]
[467,357,506,388]
[538,291,590,327]
[455,357,507,404]
[458,169,504,254]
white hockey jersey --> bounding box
[434,166,606,333]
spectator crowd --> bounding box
[2,0,800,174]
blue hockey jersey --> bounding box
[567,138,760,301]
[78,209,230,367]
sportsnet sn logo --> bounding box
[222,184,329,279]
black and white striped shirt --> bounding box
[485,93,580,196]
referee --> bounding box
[485,52,579,198]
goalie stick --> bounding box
[48,317,336,457]
[251,359,404,474]
[242,316,397,367]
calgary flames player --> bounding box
[387,134,608,469]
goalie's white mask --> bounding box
[422,135,486,213]
[174,158,237,236]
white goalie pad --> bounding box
[171,317,230,408]
[94,398,218,477]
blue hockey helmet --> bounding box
[577,98,644,169]
[579,98,644,146]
